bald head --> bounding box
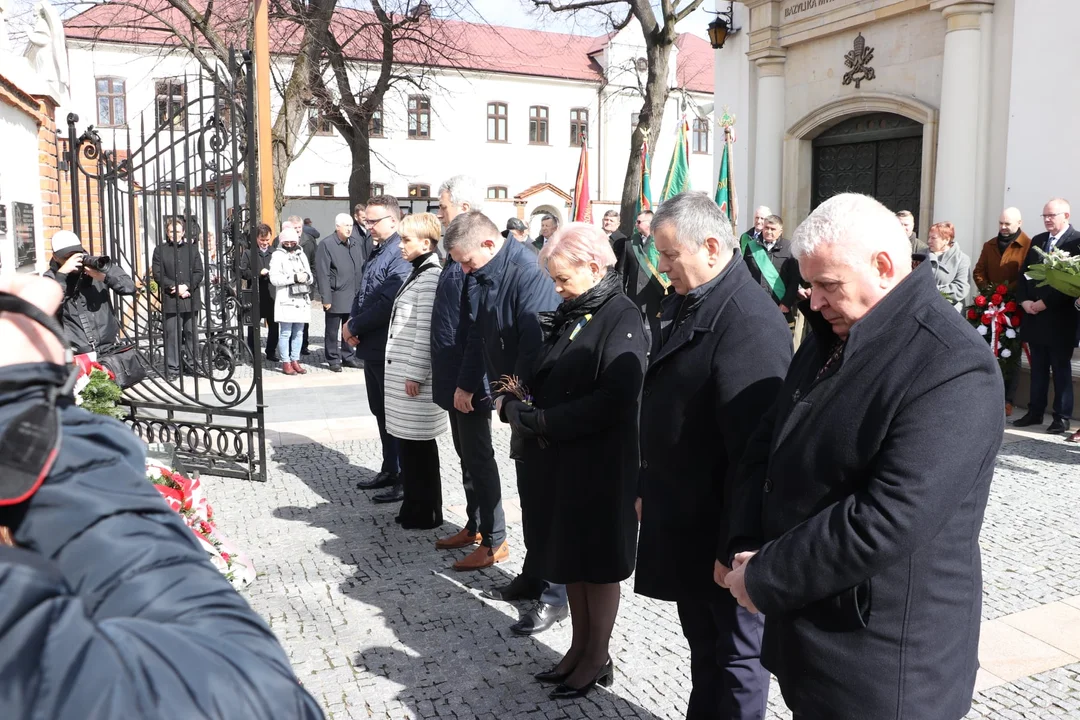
[999,208,1022,238]
[1043,198,1072,236]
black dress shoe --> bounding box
[534,667,572,684]
[300,348,311,356]
[1012,413,1044,427]
[1048,418,1071,434]
[550,659,614,699]
[344,358,365,369]
[510,602,568,636]
[372,483,404,504]
[400,516,444,530]
[329,364,342,373]
[357,471,397,490]
[265,353,280,363]
[483,576,536,602]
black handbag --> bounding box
[99,343,147,389]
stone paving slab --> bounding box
[198,423,1080,719]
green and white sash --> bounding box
[740,233,785,301]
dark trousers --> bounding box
[449,408,505,547]
[676,590,769,720]
[1003,362,1021,405]
[323,312,354,366]
[163,311,195,374]
[363,360,400,475]
[514,460,567,607]
[246,299,278,360]
[301,323,310,353]
[398,438,443,528]
[1028,342,1074,420]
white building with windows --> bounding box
[60,5,716,235]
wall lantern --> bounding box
[708,1,738,50]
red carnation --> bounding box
[1005,301,1017,313]
[991,294,1003,305]
[981,314,993,325]
[200,521,213,535]
[975,295,987,307]
[1012,313,1022,326]
[967,309,978,320]
[996,284,1008,295]
[221,552,231,563]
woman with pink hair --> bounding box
[502,222,649,699]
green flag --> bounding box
[660,118,690,201]
[714,127,738,230]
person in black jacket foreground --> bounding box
[43,230,135,354]
[506,222,648,699]
[444,211,568,636]
[722,193,1003,720]
[635,192,792,720]
[0,273,323,720]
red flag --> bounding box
[571,133,591,223]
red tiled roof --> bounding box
[63,2,713,92]
[515,182,572,202]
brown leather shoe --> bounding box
[1066,430,1080,444]
[1005,402,1013,417]
[453,541,509,571]
[291,361,307,375]
[435,528,481,550]
[282,361,296,375]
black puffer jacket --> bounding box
[43,260,135,353]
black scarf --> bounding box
[997,229,1021,253]
[538,270,621,343]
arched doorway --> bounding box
[811,112,923,224]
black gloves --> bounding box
[504,399,545,438]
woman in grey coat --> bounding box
[385,213,447,529]
[927,221,972,307]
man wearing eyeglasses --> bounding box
[1015,198,1080,435]
[343,195,412,500]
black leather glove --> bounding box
[503,399,539,437]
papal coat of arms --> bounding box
[843,33,876,89]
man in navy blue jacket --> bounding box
[431,177,508,570]
[444,211,568,636]
[343,195,412,502]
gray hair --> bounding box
[1047,197,1072,214]
[541,214,559,227]
[764,214,783,227]
[651,191,737,252]
[791,193,910,265]
[286,215,303,227]
[335,213,352,227]
[754,206,772,218]
[603,209,619,220]
[438,175,485,213]
[444,211,500,252]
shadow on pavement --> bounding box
[271,440,666,719]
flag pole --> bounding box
[254,0,275,229]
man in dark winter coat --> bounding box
[240,223,279,362]
[635,192,791,720]
[315,213,366,372]
[741,214,802,322]
[0,273,323,720]
[350,202,374,265]
[723,193,1003,720]
[618,209,670,355]
[445,211,567,636]
[1014,197,1080,435]
[152,218,204,379]
[44,230,135,354]
[429,176,507,571]
[343,196,412,501]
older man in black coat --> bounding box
[315,213,366,372]
[723,193,1003,720]
[152,218,204,380]
[444,211,567,637]
[635,192,792,720]
[1014,197,1080,434]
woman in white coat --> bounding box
[269,226,313,375]
[385,213,447,529]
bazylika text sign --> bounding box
[782,0,862,23]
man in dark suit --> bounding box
[1014,197,1079,434]
[239,223,279,363]
[444,211,567,636]
[314,213,366,372]
[636,192,792,720]
[342,196,412,501]
[619,210,669,354]
[741,215,802,322]
[533,214,558,252]
[603,209,627,267]
[722,193,1003,720]
[152,218,205,380]
[349,202,374,266]
[740,206,771,246]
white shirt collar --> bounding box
[1051,224,1072,242]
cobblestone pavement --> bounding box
[199,424,1080,719]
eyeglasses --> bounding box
[1042,212,1064,219]
[364,215,391,227]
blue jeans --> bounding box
[277,321,304,362]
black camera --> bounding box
[82,255,111,271]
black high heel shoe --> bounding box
[549,658,614,699]
[534,666,572,684]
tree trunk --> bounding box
[618,39,672,237]
[345,128,372,209]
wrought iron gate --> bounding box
[63,50,267,481]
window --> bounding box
[370,183,385,196]
[487,186,508,200]
[310,183,334,197]
[692,118,710,154]
[408,184,431,198]
[309,109,333,136]
[96,77,126,127]
[529,106,548,144]
[155,78,186,128]
[361,97,384,137]
[408,95,431,138]
[487,102,508,142]
[570,108,589,146]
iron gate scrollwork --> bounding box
[64,50,267,481]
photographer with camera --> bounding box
[43,230,135,355]
[0,273,324,719]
